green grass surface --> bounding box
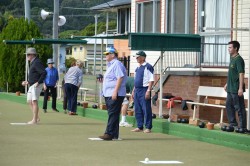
[0,93,250,166]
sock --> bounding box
[121,116,126,123]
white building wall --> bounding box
[131,0,136,33]
[161,0,166,33]
[236,0,250,78]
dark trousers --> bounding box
[62,86,67,110]
[64,83,78,113]
[226,92,246,128]
[134,87,152,130]
[43,85,57,110]
[104,96,124,139]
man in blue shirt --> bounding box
[43,58,59,113]
[98,47,127,140]
[131,51,154,133]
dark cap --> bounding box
[134,50,146,58]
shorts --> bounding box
[122,97,129,105]
[27,83,43,101]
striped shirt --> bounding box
[64,66,83,87]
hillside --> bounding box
[0,0,114,37]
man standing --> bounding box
[224,41,247,132]
[98,47,127,140]
[22,47,46,124]
[43,58,59,113]
[131,51,154,133]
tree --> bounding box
[80,21,117,36]
[0,18,52,92]
[65,57,76,69]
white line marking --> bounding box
[140,161,183,164]
[88,138,103,141]
[10,123,28,125]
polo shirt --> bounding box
[134,62,154,88]
[227,54,245,93]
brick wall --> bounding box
[113,39,130,57]
[152,75,232,123]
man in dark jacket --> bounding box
[22,47,46,124]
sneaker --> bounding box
[143,129,151,133]
[43,109,47,113]
[119,122,133,127]
[131,128,143,132]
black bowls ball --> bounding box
[221,125,227,131]
[198,122,205,128]
[181,118,189,123]
[92,104,98,109]
[226,126,234,132]
[235,127,245,134]
[96,74,103,79]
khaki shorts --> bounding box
[122,97,129,105]
[27,84,43,101]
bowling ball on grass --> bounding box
[198,122,205,128]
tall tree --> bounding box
[0,18,52,92]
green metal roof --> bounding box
[129,33,201,52]
[71,35,128,40]
[3,40,34,44]
[3,39,87,45]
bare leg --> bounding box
[27,100,39,124]
[121,104,128,116]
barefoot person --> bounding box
[22,47,46,124]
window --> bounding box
[136,0,161,33]
[166,0,195,34]
[200,0,232,66]
[74,47,77,52]
[118,8,131,34]
[80,47,83,51]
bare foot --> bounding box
[27,120,37,125]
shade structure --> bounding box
[3,40,34,44]
[129,33,201,52]
[71,34,128,40]
[3,39,88,45]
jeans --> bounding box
[226,92,246,128]
[104,96,124,139]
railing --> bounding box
[152,42,228,92]
[153,42,229,74]
[201,43,229,67]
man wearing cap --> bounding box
[131,51,154,133]
[21,47,46,124]
[43,58,59,113]
[98,47,127,140]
